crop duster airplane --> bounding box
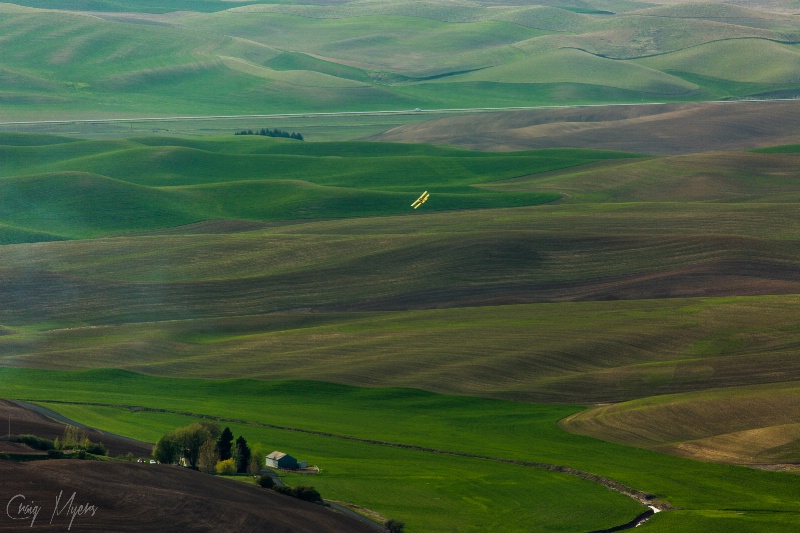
[411,191,430,209]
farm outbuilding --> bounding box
[265,451,299,470]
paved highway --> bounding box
[1,99,796,126]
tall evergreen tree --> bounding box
[217,426,234,461]
[232,435,251,474]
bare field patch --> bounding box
[562,381,800,464]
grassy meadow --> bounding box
[3,369,800,531]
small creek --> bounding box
[589,505,662,532]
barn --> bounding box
[265,451,299,470]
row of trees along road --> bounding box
[234,128,304,140]
[152,422,258,474]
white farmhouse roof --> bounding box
[267,451,287,460]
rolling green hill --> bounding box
[438,47,700,94]
[637,39,800,85]
[1,0,800,120]
[0,171,201,237]
[3,133,641,240]
[1,0,268,13]
[629,2,799,30]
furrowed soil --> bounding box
[0,460,377,532]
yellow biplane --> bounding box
[411,191,430,209]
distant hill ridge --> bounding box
[1,0,800,119]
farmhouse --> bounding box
[265,451,306,470]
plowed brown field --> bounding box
[370,101,800,154]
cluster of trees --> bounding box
[13,425,107,457]
[255,474,323,505]
[274,484,323,503]
[234,128,304,140]
[54,425,107,455]
[386,519,406,533]
[152,422,260,475]
[13,434,55,451]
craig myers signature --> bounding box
[5,491,97,530]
